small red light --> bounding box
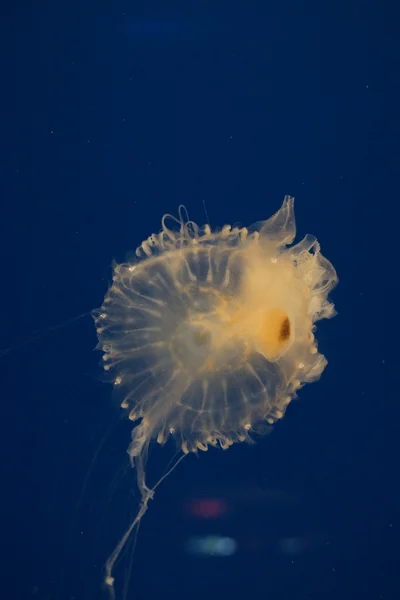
[185,498,228,519]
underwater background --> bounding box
[1,2,396,599]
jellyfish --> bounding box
[92,195,338,598]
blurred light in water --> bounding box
[185,535,238,557]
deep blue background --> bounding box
[0,2,397,600]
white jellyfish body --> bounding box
[93,196,337,597]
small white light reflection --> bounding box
[185,535,238,557]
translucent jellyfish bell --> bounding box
[93,195,338,597]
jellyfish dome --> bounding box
[92,195,337,596]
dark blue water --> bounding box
[1,3,396,599]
